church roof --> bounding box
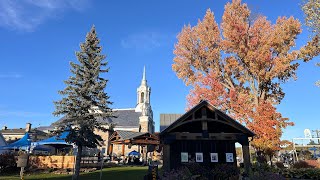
[101,109,141,128]
[115,130,146,140]
[53,109,141,128]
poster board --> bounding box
[181,152,188,162]
[195,153,203,162]
[226,153,234,162]
[210,153,218,162]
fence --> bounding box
[29,156,102,169]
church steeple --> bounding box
[135,66,151,112]
[142,66,146,82]
[140,66,147,87]
[135,66,154,133]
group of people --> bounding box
[124,156,142,165]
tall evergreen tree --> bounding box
[53,26,113,180]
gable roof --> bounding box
[52,109,141,128]
[160,100,255,136]
[114,130,146,140]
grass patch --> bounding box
[0,166,148,180]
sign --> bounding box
[304,129,312,138]
[181,152,188,162]
[195,153,203,162]
[226,153,234,163]
[17,154,29,167]
[210,153,218,162]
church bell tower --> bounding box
[135,66,154,133]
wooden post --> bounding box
[122,144,125,156]
[162,145,170,171]
[108,144,113,161]
[242,140,251,176]
[20,167,24,180]
[108,144,113,155]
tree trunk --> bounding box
[74,145,83,180]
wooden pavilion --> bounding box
[108,130,160,160]
[160,100,255,174]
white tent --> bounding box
[0,132,8,154]
[0,132,6,146]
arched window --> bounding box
[140,92,144,103]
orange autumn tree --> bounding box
[172,0,319,157]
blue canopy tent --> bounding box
[35,131,70,146]
[0,133,31,151]
[128,150,140,156]
[31,131,72,154]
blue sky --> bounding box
[0,0,319,141]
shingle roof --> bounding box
[0,128,47,136]
[116,130,146,140]
[101,109,141,127]
[52,109,141,128]
[0,128,26,134]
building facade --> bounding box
[0,123,47,143]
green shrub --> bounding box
[0,153,18,174]
[212,164,239,180]
[281,168,320,179]
[185,162,211,177]
[275,161,285,169]
[160,166,192,180]
[250,171,285,180]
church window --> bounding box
[140,92,144,103]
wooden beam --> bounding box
[202,121,208,131]
[163,145,170,171]
[122,144,125,156]
[131,139,160,145]
[171,132,241,140]
[108,144,113,155]
[242,140,251,175]
[201,107,207,118]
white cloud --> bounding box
[121,32,172,50]
[0,73,22,78]
[0,0,89,31]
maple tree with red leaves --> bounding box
[172,0,319,158]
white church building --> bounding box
[51,67,155,156]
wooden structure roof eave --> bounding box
[109,131,160,146]
[160,100,255,137]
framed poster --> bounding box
[181,152,188,162]
[195,153,203,162]
[226,153,234,162]
[210,153,218,162]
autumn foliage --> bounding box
[173,0,319,154]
